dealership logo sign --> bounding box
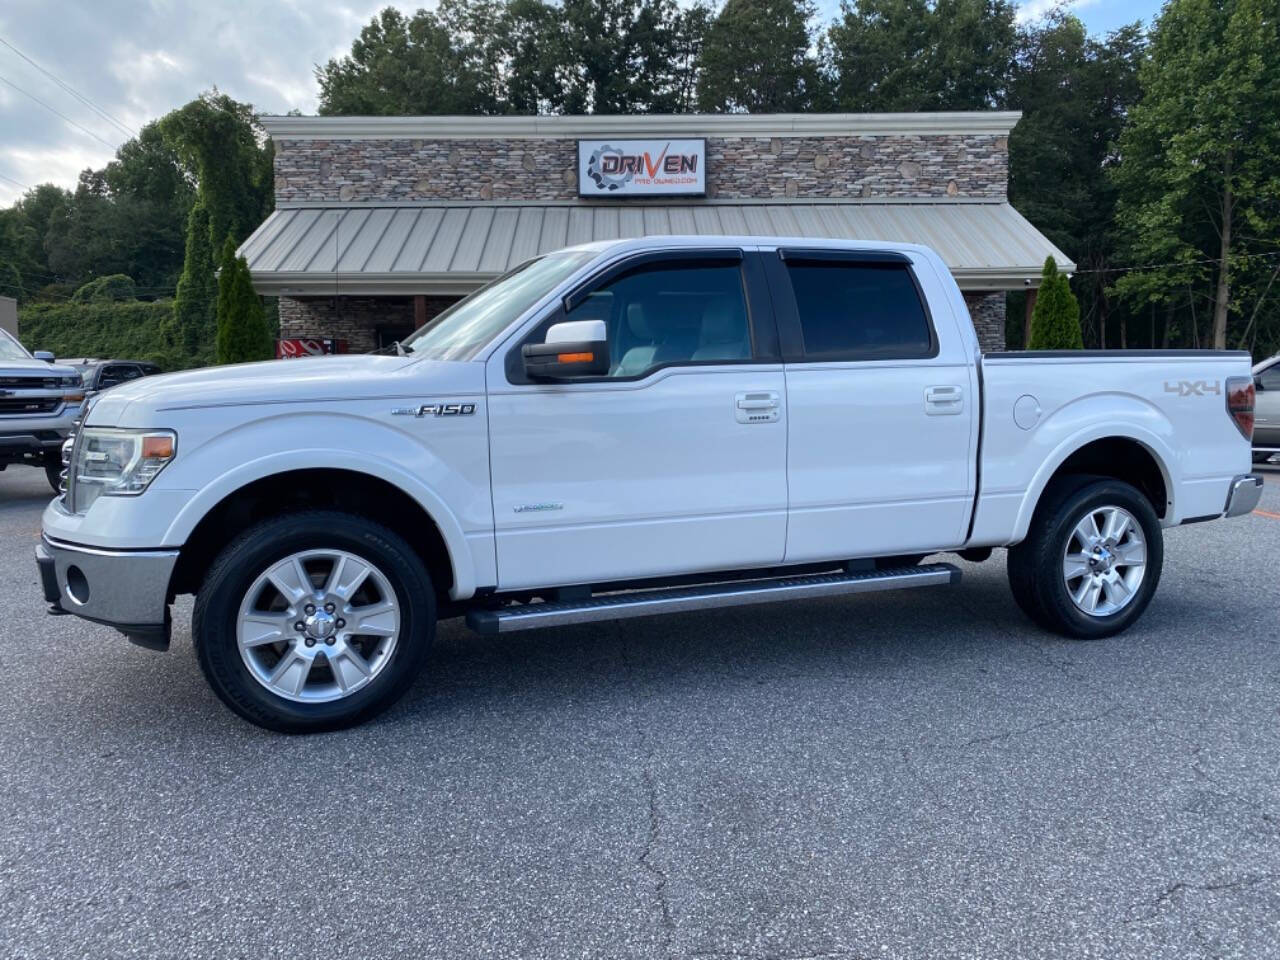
[578,139,706,197]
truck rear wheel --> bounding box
[193,510,435,733]
[1007,477,1163,639]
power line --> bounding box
[0,171,31,190]
[0,72,119,151]
[0,35,136,139]
[1074,249,1280,275]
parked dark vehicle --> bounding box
[65,359,162,397]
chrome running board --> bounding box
[466,563,961,635]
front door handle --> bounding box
[736,391,780,423]
[925,384,964,415]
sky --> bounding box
[0,0,1165,207]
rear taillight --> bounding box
[1226,376,1255,441]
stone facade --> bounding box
[267,118,1016,351]
[964,292,1007,353]
[279,295,457,354]
[273,134,1007,205]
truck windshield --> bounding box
[402,250,599,361]
[0,330,31,361]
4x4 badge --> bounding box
[391,402,477,417]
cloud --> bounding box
[0,0,415,205]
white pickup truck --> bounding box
[36,237,1263,732]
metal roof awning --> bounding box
[241,199,1073,297]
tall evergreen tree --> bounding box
[1028,257,1084,350]
[169,201,217,365]
[215,237,272,365]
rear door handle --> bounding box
[925,385,964,415]
[736,391,780,423]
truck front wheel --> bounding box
[193,511,435,733]
[1007,477,1163,639]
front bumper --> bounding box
[1224,474,1264,518]
[36,535,177,650]
[0,429,67,464]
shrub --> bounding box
[1028,257,1084,350]
[19,300,175,366]
[71,274,137,303]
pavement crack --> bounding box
[639,753,675,952]
[955,706,1123,748]
[1124,874,1280,923]
[622,621,675,956]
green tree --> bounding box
[824,0,1016,111]
[697,0,824,112]
[1028,257,1083,349]
[318,1,708,116]
[169,201,216,365]
[1112,0,1280,351]
[215,236,272,364]
[553,0,710,113]
[1008,11,1144,347]
[318,7,487,115]
[160,92,273,252]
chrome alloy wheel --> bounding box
[236,549,401,703]
[1062,505,1147,617]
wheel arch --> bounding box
[168,461,474,602]
[1013,429,1175,543]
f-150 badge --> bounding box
[391,402,477,417]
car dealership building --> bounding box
[242,112,1071,354]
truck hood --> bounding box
[86,354,481,426]
[0,358,81,379]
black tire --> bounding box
[1007,477,1163,639]
[193,510,435,733]
[44,455,62,494]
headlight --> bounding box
[69,427,177,513]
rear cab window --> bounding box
[774,250,937,361]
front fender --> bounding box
[160,411,492,599]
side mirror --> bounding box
[1255,376,1266,392]
[522,319,610,379]
[33,350,55,363]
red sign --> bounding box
[276,338,347,359]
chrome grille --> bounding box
[0,396,61,415]
[0,376,64,390]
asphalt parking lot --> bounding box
[2,466,1278,960]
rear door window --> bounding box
[782,256,935,361]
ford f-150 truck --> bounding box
[0,328,85,492]
[36,237,1263,732]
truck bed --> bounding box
[970,349,1255,545]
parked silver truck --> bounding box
[0,328,85,492]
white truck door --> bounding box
[764,247,978,563]
[485,249,789,590]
